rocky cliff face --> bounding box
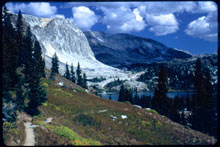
[84,31,192,68]
[9,12,140,89]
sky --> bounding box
[5,1,218,55]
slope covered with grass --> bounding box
[29,73,217,145]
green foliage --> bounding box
[152,65,169,116]
[42,82,49,88]
[50,52,59,80]
[87,77,106,83]
[144,108,158,115]
[76,62,83,86]
[189,59,217,137]
[74,114,97,127]
[53,126,101,145]
[64,62,71,80]
[82,73,88,89]
[104,78,124,89]
[70,63,76,83]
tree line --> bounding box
[118,59,217,137]
[2,7,47,121]
[49,53,88,89]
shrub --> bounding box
[74,114,96,126]
[42,82,49,88]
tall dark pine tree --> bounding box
[82,73,88,89]
[189,59,217,136]
[64,62,70,80]
[15,75,25,112]
[118,85,125,102]
[34,41,46,78]
[50,52,59,80]
[133,88,139,105]
[124,88,132,103]
[70,63,76,83]
[25,36,47,116]
[152,65,169,116]
[16,10,25,66]
[23,26,34,84]
[76,62,83,86]
[2,6,19,103]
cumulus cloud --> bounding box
[6,2,57,17]
[145,13,179,36]
[101,6,146,33]
[185,12,217,41]
[72,6,99,31]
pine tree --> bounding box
[16,10,25,66]
[23,26,34,85]
[82,73,88,89]
[2,6,19,103]
[70,63,76,83]
[25,35,47,116]
[15,75,26,112]
[50,52,59,80]
[180,109,186,125]
[76,62,83,86]
[64,62,70,80]
[189,59,217,136]
[118,85,125,102]
[54,53,59,74]
[133,88,139,105]
[152,65,169,116]
[34,41,45,78]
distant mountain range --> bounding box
[8,12,217,91]
[84,31,192,68]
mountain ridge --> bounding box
[84,31,192,68]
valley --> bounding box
[3,7,218,146]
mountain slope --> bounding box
[84,31,192,68]
[9,12,134,88]
[28,73,216,145]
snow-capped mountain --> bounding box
[9,12,147,89]
[84,31,192,68]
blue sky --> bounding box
[6,1,218,55]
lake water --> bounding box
[99,91,193,101]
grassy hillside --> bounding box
[3,73,217,145]
[29,73,216,145]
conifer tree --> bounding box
[23,26,34,84]
[76,62,83,86]
[189,59,217,136]
[15,75,26,112]
[118,85,125,102]
[70,64,76,83]
[152,65,169,116]
[82,73,88,89]
[64,62,70,80]
[50,52,59,80]
[34,41,46,78]
[133,88,139,105]
[2,6,19,103]
[25,36,47,116]
[16,10,25,66]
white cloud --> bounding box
[185,12,217,41]
[6,2,57,17]
[53,14,65,19]
[101,6,146,33]
[145,13,179,36]
[195,1,217,13]
[72,6,99,31]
